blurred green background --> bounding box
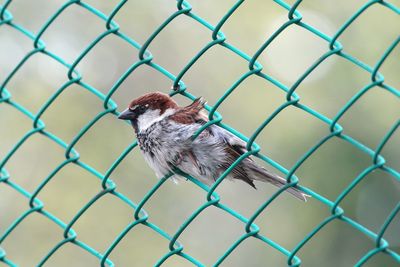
[0,1,399,266]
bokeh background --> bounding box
[0,1,399,266]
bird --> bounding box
[118,91,309,201]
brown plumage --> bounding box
[169,97,208,124]
[128,92,178,114]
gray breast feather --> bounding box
[138,120,229,183]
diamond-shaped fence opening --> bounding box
[0,1,399,267]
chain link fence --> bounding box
[0,0,399,266]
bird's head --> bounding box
[118,92,178,132]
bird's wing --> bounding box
[220,143,256,188]
[168,97,254,187]
[207,125,256,187]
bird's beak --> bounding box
[118,108,135,120]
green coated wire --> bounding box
[0,0,399,266]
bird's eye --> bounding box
[129,104,148,113]
[139,105,148,111]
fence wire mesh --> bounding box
[0,0,399,266]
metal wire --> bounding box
[0,0,399,266]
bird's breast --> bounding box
[136,122,163,153]
[137,133,157,153]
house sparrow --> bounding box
[118,92,308,201]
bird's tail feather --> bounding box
[248,164,310,202]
